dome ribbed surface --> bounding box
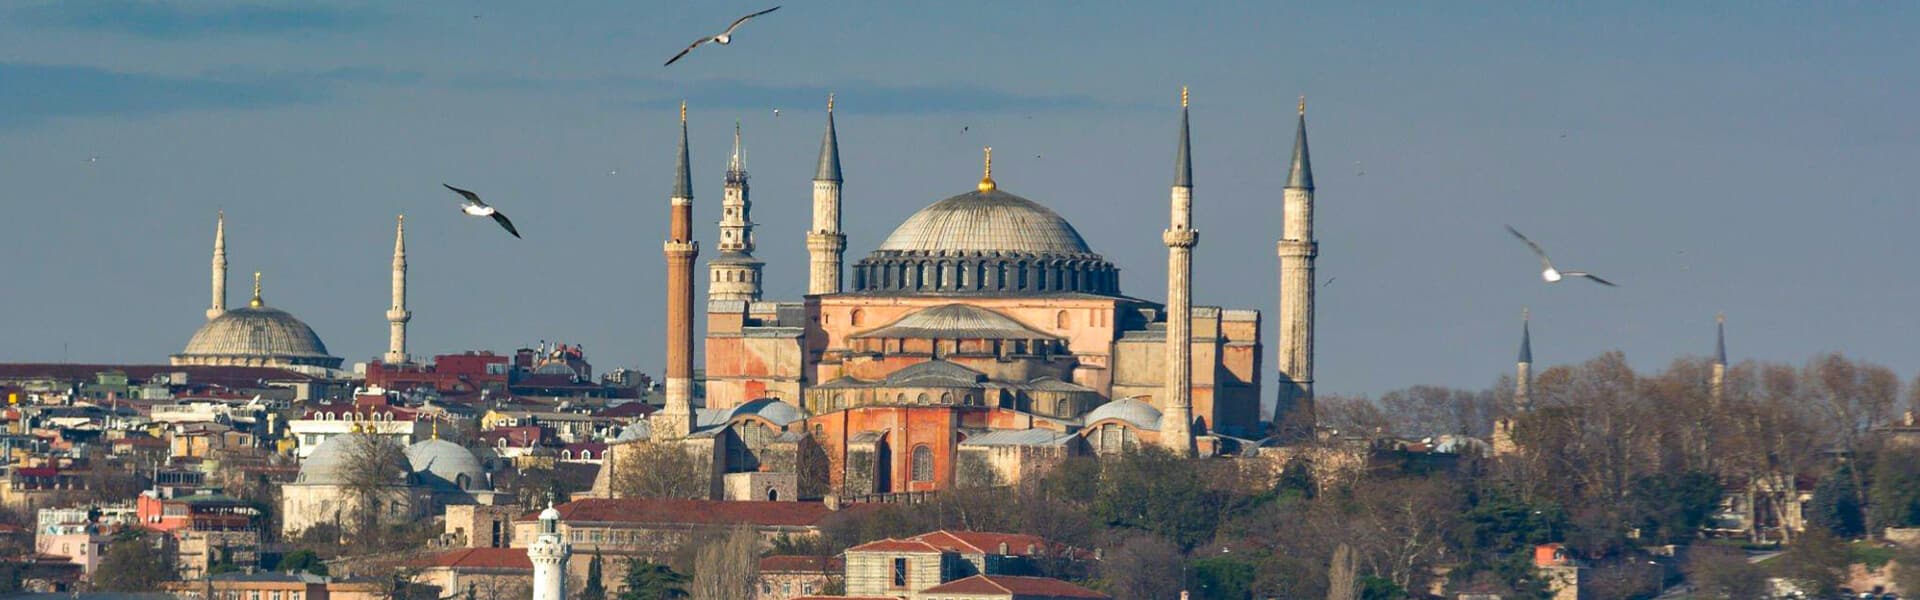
[1083,397,1162,431]
[180,306,339,367]
[877,190,1092,255]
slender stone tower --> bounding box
[709,121,764,302]
[658,102,699,439]
[1492,309,1533,456]
[207,212,228,321]
[807,94,846,296]
[1711,313,1727,405]
[1159,87,1198,457]
[384,215,411,365]
[529,503,569,600]
[1275,97,1318,439]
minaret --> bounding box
[207,212,228,321]
[1493,309,1532,457]
[384,215,411,365]
[1275,96,1318,439]
[709,120,764,302]
[1711,313,1727,405]
[658,102,699,439]
[806,94,846,296]
[529,502,570,600]
[1159,87,1198,457]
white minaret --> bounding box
[1159,87,1197,456]
[530,502,570,600]
[709,121,764,302]
[1493,309,1532,456]
[806,94,846,296]
[207,211,228,321]
[1711,313,1727,405]
[1275,96,1318,440]
[384,215,411,365]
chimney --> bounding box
[997,542,1009,555]
[823,495,841,511]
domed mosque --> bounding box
[281,422,497,538]
[637,91,1309,498]
[171,214,343,371]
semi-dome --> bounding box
[853,187,1121,296]
[174,304,342,369]
[877,189,1092,255]
[1083,397,1162,431]
[406,438,489,491]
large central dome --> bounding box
[173,304,342,369]
[877,189,1092,255]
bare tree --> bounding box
[1326,543,1357,600]
[339,432,413,539]
[687,526,759,600]
[610,440,710,500]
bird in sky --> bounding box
[663,6,782,66]
[443,183,521,239]
[1506,225,1615,286]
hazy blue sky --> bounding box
[4,2,1918,403]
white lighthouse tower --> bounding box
[530,502,570,600]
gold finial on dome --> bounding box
[978,147,996,192]
[431,419,440,440]
[250,272,263,307]
[1298,95,1306,115]
[1181,86,1188,108]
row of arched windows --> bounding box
[315,411,397,422]
[852,256,1119,295]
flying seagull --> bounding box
[1506,225,1614,286]
[443,183,521,239]
[663,6,782,66]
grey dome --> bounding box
[1083,397,1161,431]
[877,189,1091,255]
[297,435,411,485]
[406,439,489,490]
[726,398,806,427]
[177,305,342,368]
[615,419,652,442]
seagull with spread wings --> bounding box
[1506,225,1614,286]
[664,6,782,66]
[443,183,521,239]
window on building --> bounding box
[1056,310,1070,329]
[911,445,933,482]
[850,309,864,327]
[892,557,908,587]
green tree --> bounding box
[1871,447,1920,529]
[1188,554,1256,600]
[1090,447,1223,551]
[280,549,329,575]
[1779,528,1851,598]
[579,552,605,600]
[1808,467,1866,538]
[1625,471,1722,543]
[1686,544,1767,600]
[95,531,175,591]
[618,559,687,600]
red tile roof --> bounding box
[527,499,877,528]
[846,538,945,554]
[411,548,532,570]
[757,555,843,573]
[911,531,1048,555]
[919,575,1110,598]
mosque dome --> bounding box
[853,187,1120,296]
[1083,397,1162,431]
[297,435,413,485]
[406,438,489,491]
[174,293,341,369]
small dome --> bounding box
[877,189,1092,255]
[297,435,410,485]
[177,305,341,368]
[1083,397,1162,431]
[539,504,561,521]
[406,439,489,490]
[726,398,805,427]
[614,420,652,442]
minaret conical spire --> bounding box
[207,211,228,321]
[672,101,693,200]
[1287,96,1313,190]
[814,94,842,182]
[1714,312,1727,366]
[1175,86,1192,188]
[1519,308,1533,364]
[728,119,745,173]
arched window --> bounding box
[562,450,573,460]
[1056,398,1070,416]
[456,474,471,490]
[896,393,907,404]
[833,394,845,410]
[496,438,507,449]
[1056,310,1070,329]
[911,445,934,482]
[916,393,930,404]
[940,392,953,404]
[582,450,594,460]
[767,488,779,501]
[850,309,864,327]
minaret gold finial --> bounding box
[1298,95,1306,115]
[431,419,440,441]
[1717,312,1726,324]
[1522,307,1530,321]
[680,100,687,122]
[250,272,263,307]
[978,147,996,192]
[1181,86,1189,108]
[827,93,835,113]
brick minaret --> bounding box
[1159,87,1197,456]
[384,215,411,365]
[207,211,227,321]
[659,102,699,439]
[709,120,763,302]
[1275,97,1317,439]
[807,94,846,295]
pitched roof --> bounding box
[845,538,945,554]
[527,498,873,528]
[411,548,532,570]
[756,555,843,573]
[919,575,1110,598]
[909,530,1052,556]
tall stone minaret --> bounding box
[1493,309,1533,456]
[1159,87,1198,457]
[384,215,411,365]
[529,503,570,600]
[1275,97,1318,439]
[1711,313,1727,405]
[658,102,699,439]
[709,121,764,302]
[207,211,228,321]
[807,94,846,296]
